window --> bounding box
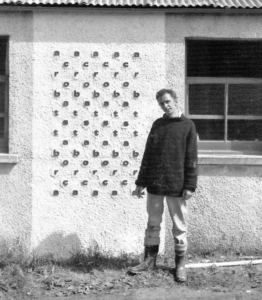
[186,39,262,154]
[0,37,8,153]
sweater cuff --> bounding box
[135,180,146,187]
[183,186,196,193]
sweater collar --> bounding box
[163,111,183,120]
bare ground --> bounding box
[1,253,262,300]
[0,250,262,300]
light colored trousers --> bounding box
[144,193,188,253]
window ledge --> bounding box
[0,153,19,163]
[199,154,262,165]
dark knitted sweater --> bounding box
[135,114,198,197]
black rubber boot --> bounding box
[175,251,187,283]
[128,245,159,274]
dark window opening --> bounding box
[187,39,262,78]
[0,37,8,153]
[187,39,262,153]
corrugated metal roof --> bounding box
[1,0,262,8]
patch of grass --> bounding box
[0,239,143,298]
[0,237,30,268]
[0,238,35,299]
[59,243,141,272]
[1,238,262,299]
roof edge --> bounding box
[0,4,262,14]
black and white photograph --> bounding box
[0,0,262,299]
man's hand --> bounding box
[182,189,193,200]
[135,186,145,199]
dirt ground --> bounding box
[33,264,262,300]
[41,284,262,300]
[1,255,262,300]
[40,288,262,300]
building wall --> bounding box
[165,14,262,255]
[31,11,166,257]
[1,10,262,256]
[0,12,33,247]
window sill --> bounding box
[0,153,19,163]
[198,153,262,165]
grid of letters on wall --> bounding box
[51,50,143,197]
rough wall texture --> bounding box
[0,12,33,246]
[165,14,262,255]
[1,11,262,257]
[31,12,166,257]
[165,165,262,255]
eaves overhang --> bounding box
[0,0,262,9]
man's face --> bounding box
[157,93,179,118]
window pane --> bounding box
[0,118,4,138]
[0,39,6,75]
[189,84,224,115]
[228,84,262,115]
[187,40,262,78]
[0,82,5,113]
[193,119,224,140]
[228,120,262,141]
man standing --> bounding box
[129,89,198,282]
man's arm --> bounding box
[183,122,198,196]
[135,125,155,189]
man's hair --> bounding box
[156,89,177,101]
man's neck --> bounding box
[166,111,182,118]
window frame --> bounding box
[0,37,9,153]
[186,38,262,155]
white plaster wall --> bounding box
[165,14,262,254]
[0,12,33,246]
[31,11,166,257]
[1,10,262,257]
[187,165,262,254]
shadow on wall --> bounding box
[33,231,82,259]
[0,164,16,175]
